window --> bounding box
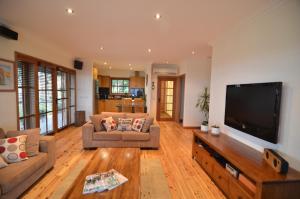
[38,65,54,134]
[111,79,129,94]
[16,53,76,133]
[17,61,36,130]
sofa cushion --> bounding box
[6,128,40,157]
[117,118,133,131]
[93,131,122,141]
[122,131,150,141]
[0,155,8,169]
[132,118,146,132]
[101,112,126,123]
[0,152,48,194]
[142,116,154,133]
[0,128,5,139]
[101,117,117,132]
[0,135,28,163]
[90,115,106,132]
[125,113,147,120]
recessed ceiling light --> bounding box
[148,48,152,53]
[155,13,161,20]
[66,8,74,15]
[100,46,104,50]
[104,61,107,65]
[192,51,196,55]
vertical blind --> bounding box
[17,61,36,130]
[16,55,76,133]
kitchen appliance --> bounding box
[99,87,110,99]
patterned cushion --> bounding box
[101,117,117,132]
[0,155,8,169]
[142,116,154,133]
[132,118,146,132]
[6,128,40,157]
[0,135,28,163]
[117,118,133,131]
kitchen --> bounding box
[95,68,146,113]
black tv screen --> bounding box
[224,82,282,144]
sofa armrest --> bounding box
[39,136,55,170]
[149,122,160,148]
[82,122,94,149]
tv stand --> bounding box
[192,130,300,199]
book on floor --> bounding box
[82,169,128,194]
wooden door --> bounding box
[157,77,177,121]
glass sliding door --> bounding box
[57,70,68,129]
[17,61,37,130]
[38,65,54,134]
[16,53,76,133]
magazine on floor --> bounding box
[82,169,128,194]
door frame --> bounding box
[156,76,177,121]
[175,74,185,123]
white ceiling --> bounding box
[0,0,273,70]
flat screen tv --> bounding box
[224,82,282,144]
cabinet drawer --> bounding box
[192,144,202,164]
[213,163,229,196]
[201,152,214,176]
[229,179,253,199]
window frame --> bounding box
[111,78,130,95]
[15,52,76,133]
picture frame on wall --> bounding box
[0,58,16,92]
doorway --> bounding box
[157,77,177,121]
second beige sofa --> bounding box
[82,112,160,149]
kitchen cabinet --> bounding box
[98,100,121,113]
[130,77,145,88]
[98,75,110,88]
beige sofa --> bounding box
[0,133,55,199]
[82,112,160,149]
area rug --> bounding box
[49,159,88,199]
[141,158,172,199]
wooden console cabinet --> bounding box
[192,130,300,199]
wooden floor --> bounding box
[21,122,225,199]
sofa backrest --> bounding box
[100,112,148,121]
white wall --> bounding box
[144,64,152,114]
[210,0,300,170]
[0,25,74,131]
[179,58,211,127]
[148,60,211,124]
[76,59,94,121]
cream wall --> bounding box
[209,0,300,170]
[179,58,211,127]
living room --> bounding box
[1,0,300,199]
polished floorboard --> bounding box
[21,122,225,199]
